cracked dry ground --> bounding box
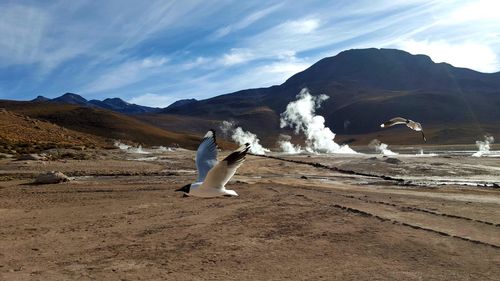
[1,150,499,280]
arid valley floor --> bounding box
[1,148,499,280]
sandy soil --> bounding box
[1,149,499,280]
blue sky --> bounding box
[1,0,499,107]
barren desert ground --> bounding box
[1,148,499,280]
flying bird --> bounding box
[176,129,250,197]
[380,117,427,142]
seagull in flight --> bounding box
[176,129,250,197]
[380,117,427,142]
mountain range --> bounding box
[32,93,159,114]
[159,48,500,144]
[3,48,500,148]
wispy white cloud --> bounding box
[446,0,500,24]
[0,1,217,74]
[218,48,256,66]
[212,17,322,68]
[219,57,311,91]
[281,18,320,34]
[212,3,282,39]
[0,4,48,66]
[180,56,212,70]
[387,0,500,73]
[242,17,324,57]
[84,56,169,93]
[135,53,313,103]
[217,2,444,69]
[256,55,310,79]
[398,39,499,72]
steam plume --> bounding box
[278,134,302,154]
[280,88,356,154]
[368,139,398,156]
[129,145,150,154]
[114,141,150,154]
[114,141,130,150]
[220,120,235,137]
[472,135,494,157]
[220,121,270,155]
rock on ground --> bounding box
[18,154,47,161]
[34,171,70,184]
[384,158,402,165]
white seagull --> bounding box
[176,129,250,197]
[380,117,427,142]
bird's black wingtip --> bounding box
[224,144,251,165]
[210,129,216,142]
[199,129,218,149]
[421,131,427,143]
[202,129,216,143]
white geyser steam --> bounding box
[114,141,130,150]
[368,139,398,156]
[114,141,150,154]
[472,135,494,157]
[280,88,356,154]
[277,134,302,154]
[220,121,270,155]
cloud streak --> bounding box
[85,57,169,93]
[212,3,282,39]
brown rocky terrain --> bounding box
[1,148,499,280]
[0,108,108,154]
[0,101,237,151]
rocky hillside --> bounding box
[0,101,204,150]
[0,108,107,154]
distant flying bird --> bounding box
[176,129,250,197]
[380,117,427,142]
